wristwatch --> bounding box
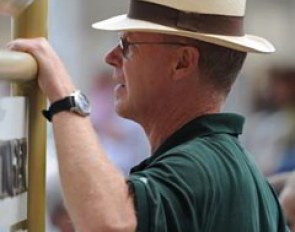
[42,90,91,122]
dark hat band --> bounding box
[128,0,245,36]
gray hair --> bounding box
[196,40,247,96]
[162,34,247,96]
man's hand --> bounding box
[6,38,75,102]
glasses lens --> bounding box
[119,38,128,57]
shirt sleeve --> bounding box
[127,153,202,232]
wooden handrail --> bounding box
[0,50,37,82]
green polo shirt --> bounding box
[128,113,289,232]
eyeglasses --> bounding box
[119,37,194,57]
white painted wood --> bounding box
[0,97,27,140]
[0,97,27,230]
[0,192,27,229]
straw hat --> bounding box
[92,0,275,53]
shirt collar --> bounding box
[130,113,245,173]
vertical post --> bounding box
[12,0,47,231]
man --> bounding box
[7,0,289,231]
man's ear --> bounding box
[172,47,200,81]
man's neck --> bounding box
[142,102,220,153]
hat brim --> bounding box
[92,15,275,53]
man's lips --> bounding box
[114,83,126,92]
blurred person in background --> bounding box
[260,67,295,231]
[270,67,295,173]
[245,66,295,176]
[50,200,75,232]
[7,0,289,231]
[278,171,295,231]
[47,173,75,232]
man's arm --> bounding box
[7,38,137,232]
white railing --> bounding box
[0,51,37,82]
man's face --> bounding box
[105,32,177,123]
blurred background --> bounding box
[1,0,295,231]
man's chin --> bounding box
[115,104,131,119]
[115,105,140,123]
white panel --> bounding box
[0,97,27,231]
[0,97,27,140]
[0,193,27,230]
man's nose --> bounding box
[105,45,122,68]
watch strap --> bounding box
[42,96,75,122]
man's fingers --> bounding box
[6,38,48,55]
[6,40,20,51]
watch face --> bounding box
[73,91,91,116]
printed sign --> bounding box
[0,97,28,231]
